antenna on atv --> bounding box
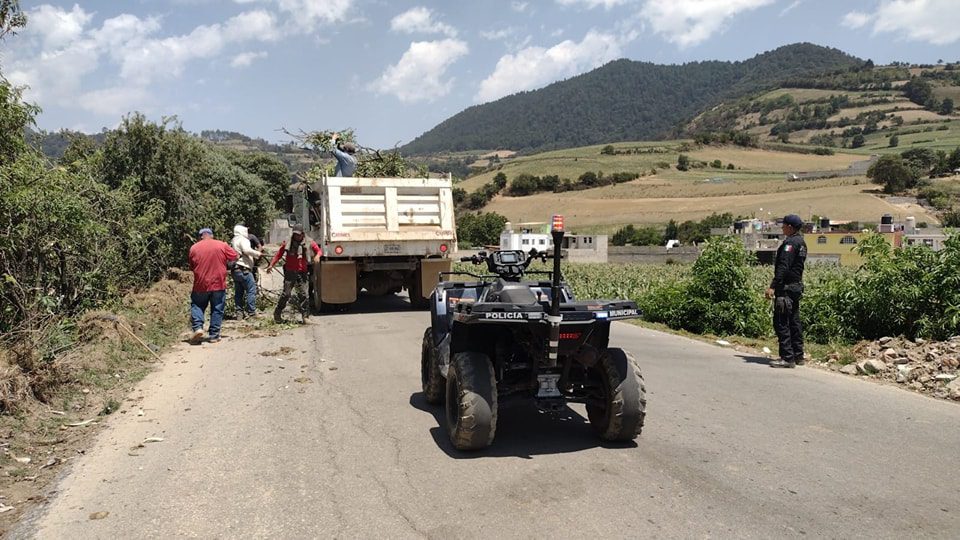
[546,214,565,367]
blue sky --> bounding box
[4,0,959,148]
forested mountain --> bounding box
[401,43,863,155]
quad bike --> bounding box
[421,216,646,450]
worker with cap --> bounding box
[188,228,238,344]
[766,214,808,368]
[266,224,322,323]
[329,132,358,177]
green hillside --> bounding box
[401,43,862,155]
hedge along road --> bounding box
[12,295,960,538]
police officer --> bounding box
[765,214,807,368]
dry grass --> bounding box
[898,109,951,123]
[482,182,938,228]
[827,101,920,122]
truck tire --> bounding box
[421,327,443,404]
[408,268,430,310]
[586,348,646,442]
[310,267,323,314]
[445,351,497,450]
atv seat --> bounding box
[484,279,539,305]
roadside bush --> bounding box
[639,236,769,337]
[802,233,960,341]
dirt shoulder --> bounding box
[0,269,292,533]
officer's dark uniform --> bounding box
[770,224,807,366]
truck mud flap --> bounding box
[321,261,357,304]
[419,259,451,302]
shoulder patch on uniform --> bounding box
[784,245,793,252]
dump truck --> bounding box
[286,173,457,311]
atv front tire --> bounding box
[445,351,497,450]
[421,327,443,404]
[586,347,646,442]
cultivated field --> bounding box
[483,182,936,229]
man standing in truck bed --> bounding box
[266,225,321,323]
[329,132,357,177]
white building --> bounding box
[500,222,552,251]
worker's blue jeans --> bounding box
[232,268,258,314]
[190,290,226,338]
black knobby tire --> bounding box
[310,268,323,315]
[586,348,646,442]
[409,268,430,310]
[445,351,498,450]
[421,327,444,404]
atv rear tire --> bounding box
[421,327,443,405]
[586,347,646,442]
[445,351,497,450]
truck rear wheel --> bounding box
[408,268,430,310]
[586,348,646,442]
[421,327,443,404]
[445,351,497,450]
[310,268,323,314]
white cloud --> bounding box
[390,7,457,37]
[231,51,269,67]
[779,0,803,16]
[275,0,354,31]
[845,0,960,45]
[556,0,628,9]
[25,4,93,50]
[77,86,151,116]
[370,39,469,103]
[511,2,530,13]
[639,0,774,48]
[476,30,626,103]
[841,11,872,29]
[223,10,280,41]
[9,4,283,120]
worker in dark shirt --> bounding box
[765,214,807,368]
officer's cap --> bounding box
[782,214,803,228]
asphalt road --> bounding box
[14,294,960,539]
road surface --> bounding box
[14,294,960,539]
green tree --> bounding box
[664,219,678,240]
[600,144,615,155]
[611,225,637,246]
[452,186,466,206]
[493,172,507,190]
[940,98,955,115]
[851,134,866,148]
[633,226,665,246]
[867,154,918,193]
[903,78,934,107]
[456,212,507,247]
[888,134,899,148]
[676,154,690,171]
[578,171,599,186]
[0,0,26,39]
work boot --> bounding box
[794,355,806,366]
[273,310,283,324]
[770,358,796,368]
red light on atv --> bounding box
[440,243,448,253]
[559,332,581,340]
[334,245,344,255]
[551,214,564,233]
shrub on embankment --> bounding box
[0,79,283,411]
